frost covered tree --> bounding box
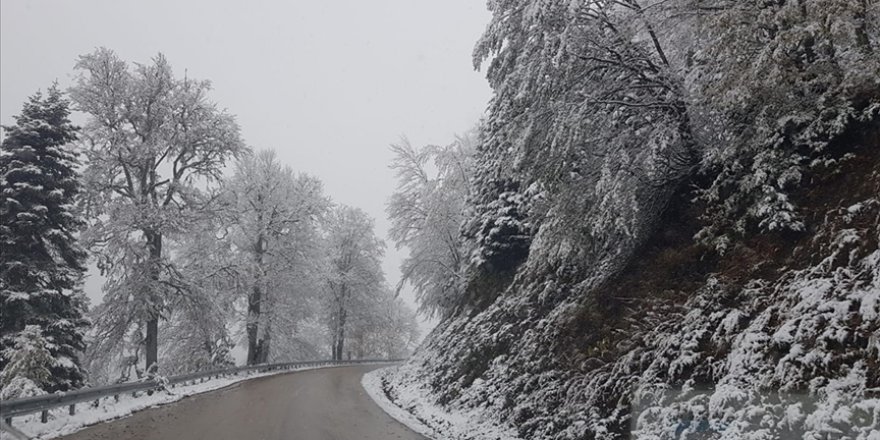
[461,0,695,302]
[346,291,420,359]
[323,206,386,360]
[0,86,90,392]
[465,0,880,276]
[677,0,880,251]
[223,150,328,364]
[160,217,239,374]
[388,132,476,317]
[0,326,53,399]
[70,48,246,374]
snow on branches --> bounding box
[388,132,477,318]
[0,86,89,392]
[70,48,247,374]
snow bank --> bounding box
[362,366,523,440]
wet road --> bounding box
[60,365,426,440]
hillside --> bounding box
[380,1,880,438]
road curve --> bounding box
[59,365,426,440]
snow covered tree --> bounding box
[0,86,90,392]
[345,291,420,359]
[161,216,239,374]
[222,149,329,365]
[463,178,533,273]
[388,132,476,318]
[458,0,702,309]
[464,0,879,273]
[70,48,246,374]
[323,206,386,360]
[0,326,53,399]
[471,0,877,258]
[680,0,880,251]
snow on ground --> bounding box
[368,196,880,439]
[363,366,523,440]
[1,364,349,440]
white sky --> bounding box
[0,0,492,334]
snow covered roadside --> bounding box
[362,366,523,440]
[1,364,335,440]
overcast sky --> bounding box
[0,0,492,333]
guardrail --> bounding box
[0,358,403,427]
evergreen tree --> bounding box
[0,85,90,392]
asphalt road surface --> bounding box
[60,365,427,440]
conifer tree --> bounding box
[0,85,90,392]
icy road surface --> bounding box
[58,365,427,440]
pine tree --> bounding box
[0,85,90,392]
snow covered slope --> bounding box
[380,0,880,436]
[383,130,879,439]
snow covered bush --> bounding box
[0,326,52,399]
[0,375,47,401]
[464,179,534,275]
[687,0,880,251]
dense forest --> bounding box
[382,0,880,438]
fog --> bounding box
[0,0,492,333]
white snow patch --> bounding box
[362,366,524,440]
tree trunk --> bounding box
[355,332,364,360]
[144,230,162,375]
[333,302,347,361]
[145,317,158,374]
[330,308,339,361]
[247,233,265,365]
[246,314,260,364]
[246,282,262,364]
[258,320,271,364]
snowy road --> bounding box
[58,365,427,440]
